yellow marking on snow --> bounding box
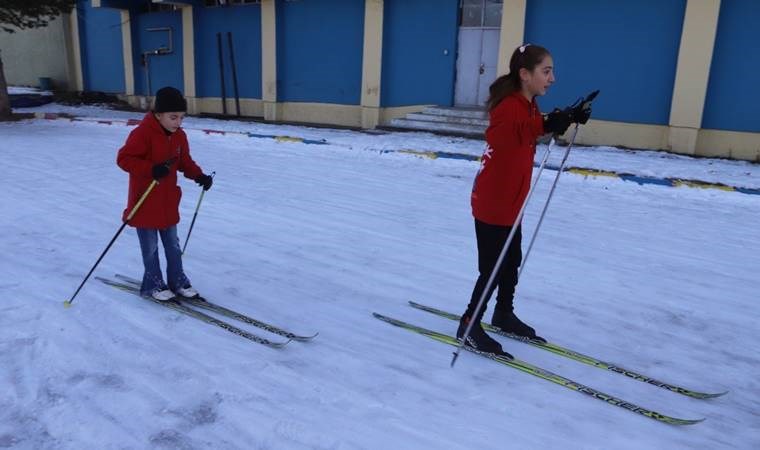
[672,180,734,191]
[567,168,619,178]
[275,136,304,143]
[398,149,438,159]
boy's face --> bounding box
[155,112,185,132]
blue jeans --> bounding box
[136,226,191,296]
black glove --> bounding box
[543,108,572,135]
[151,163,170,180]
[570,103,592,124]
[195,173,213,191]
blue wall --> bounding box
[702,0,760,133]
[380,0,459,107]
[276,0,364,105]
[524,0,686,125]
[77,1,125,93]
[194,4,262,99]
[130,10,184,96]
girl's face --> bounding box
[155,112,185,133]
[520,55,555,98]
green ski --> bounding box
[408,301,726,399]
[373,312,704,426]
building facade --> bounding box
[20,0,760,160]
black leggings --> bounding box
[465,220,522,321]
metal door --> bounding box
[477,29,499,105]
[454,0,502,106]
[454,29,482,106]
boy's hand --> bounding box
[195,173,213,191]
[152,163,170,180]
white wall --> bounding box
[0,15,75,90]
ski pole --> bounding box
[518,127,581,279]
[519,90,599,279]
[64,156,176,308]
[182,171,215,255]
[451,140,555,367]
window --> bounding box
[204,0,260,6]
[460,0,502,28]
[483,0,502,27]
[139,1,179,13]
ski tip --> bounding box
[673,417,706,426]
[287,332,319,342]
[693,390,728,399]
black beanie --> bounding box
[154,86,187,113]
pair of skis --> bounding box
[374,302,726,425]
[97,274,317,348]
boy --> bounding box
[117,86,213,301]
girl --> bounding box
[117,86,213,301]
[457,44,580,355]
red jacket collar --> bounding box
[142,111,181,135]
[510,91,538,109]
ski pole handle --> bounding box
[182,171,215,255]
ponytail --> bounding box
[486,73,518,111]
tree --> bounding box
[0,0,77,119]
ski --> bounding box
[373,312,703,426]
[96,277,290,348]
[408,301,726,400]
[113,274,317,342]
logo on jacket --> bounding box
[473,144,494,192]
[478,144,494,174]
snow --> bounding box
[7,86,53,96]
[1,103,758,449]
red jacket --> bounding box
[117,112,203,229]
[471,92,544,226]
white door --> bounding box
[477,29,499,105]
[454,29,483,106]
[454,0,502,107]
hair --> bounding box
[486,44,551,111]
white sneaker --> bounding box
[151,289,175,302]
[176,286,199,298]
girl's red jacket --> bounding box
[117,112,203,229]
[471,92,544,226]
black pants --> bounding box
[465,220,522,322]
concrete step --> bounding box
[406,112,489,127]
[421,106,488,120]
[388,118,485,137]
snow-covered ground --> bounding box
[7,86,54,96]
[21,100,760,191]
[1,103,758,449]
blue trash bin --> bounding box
[39,77,53,91]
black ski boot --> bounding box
[491,309,546,343]
[456,314,512,358]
